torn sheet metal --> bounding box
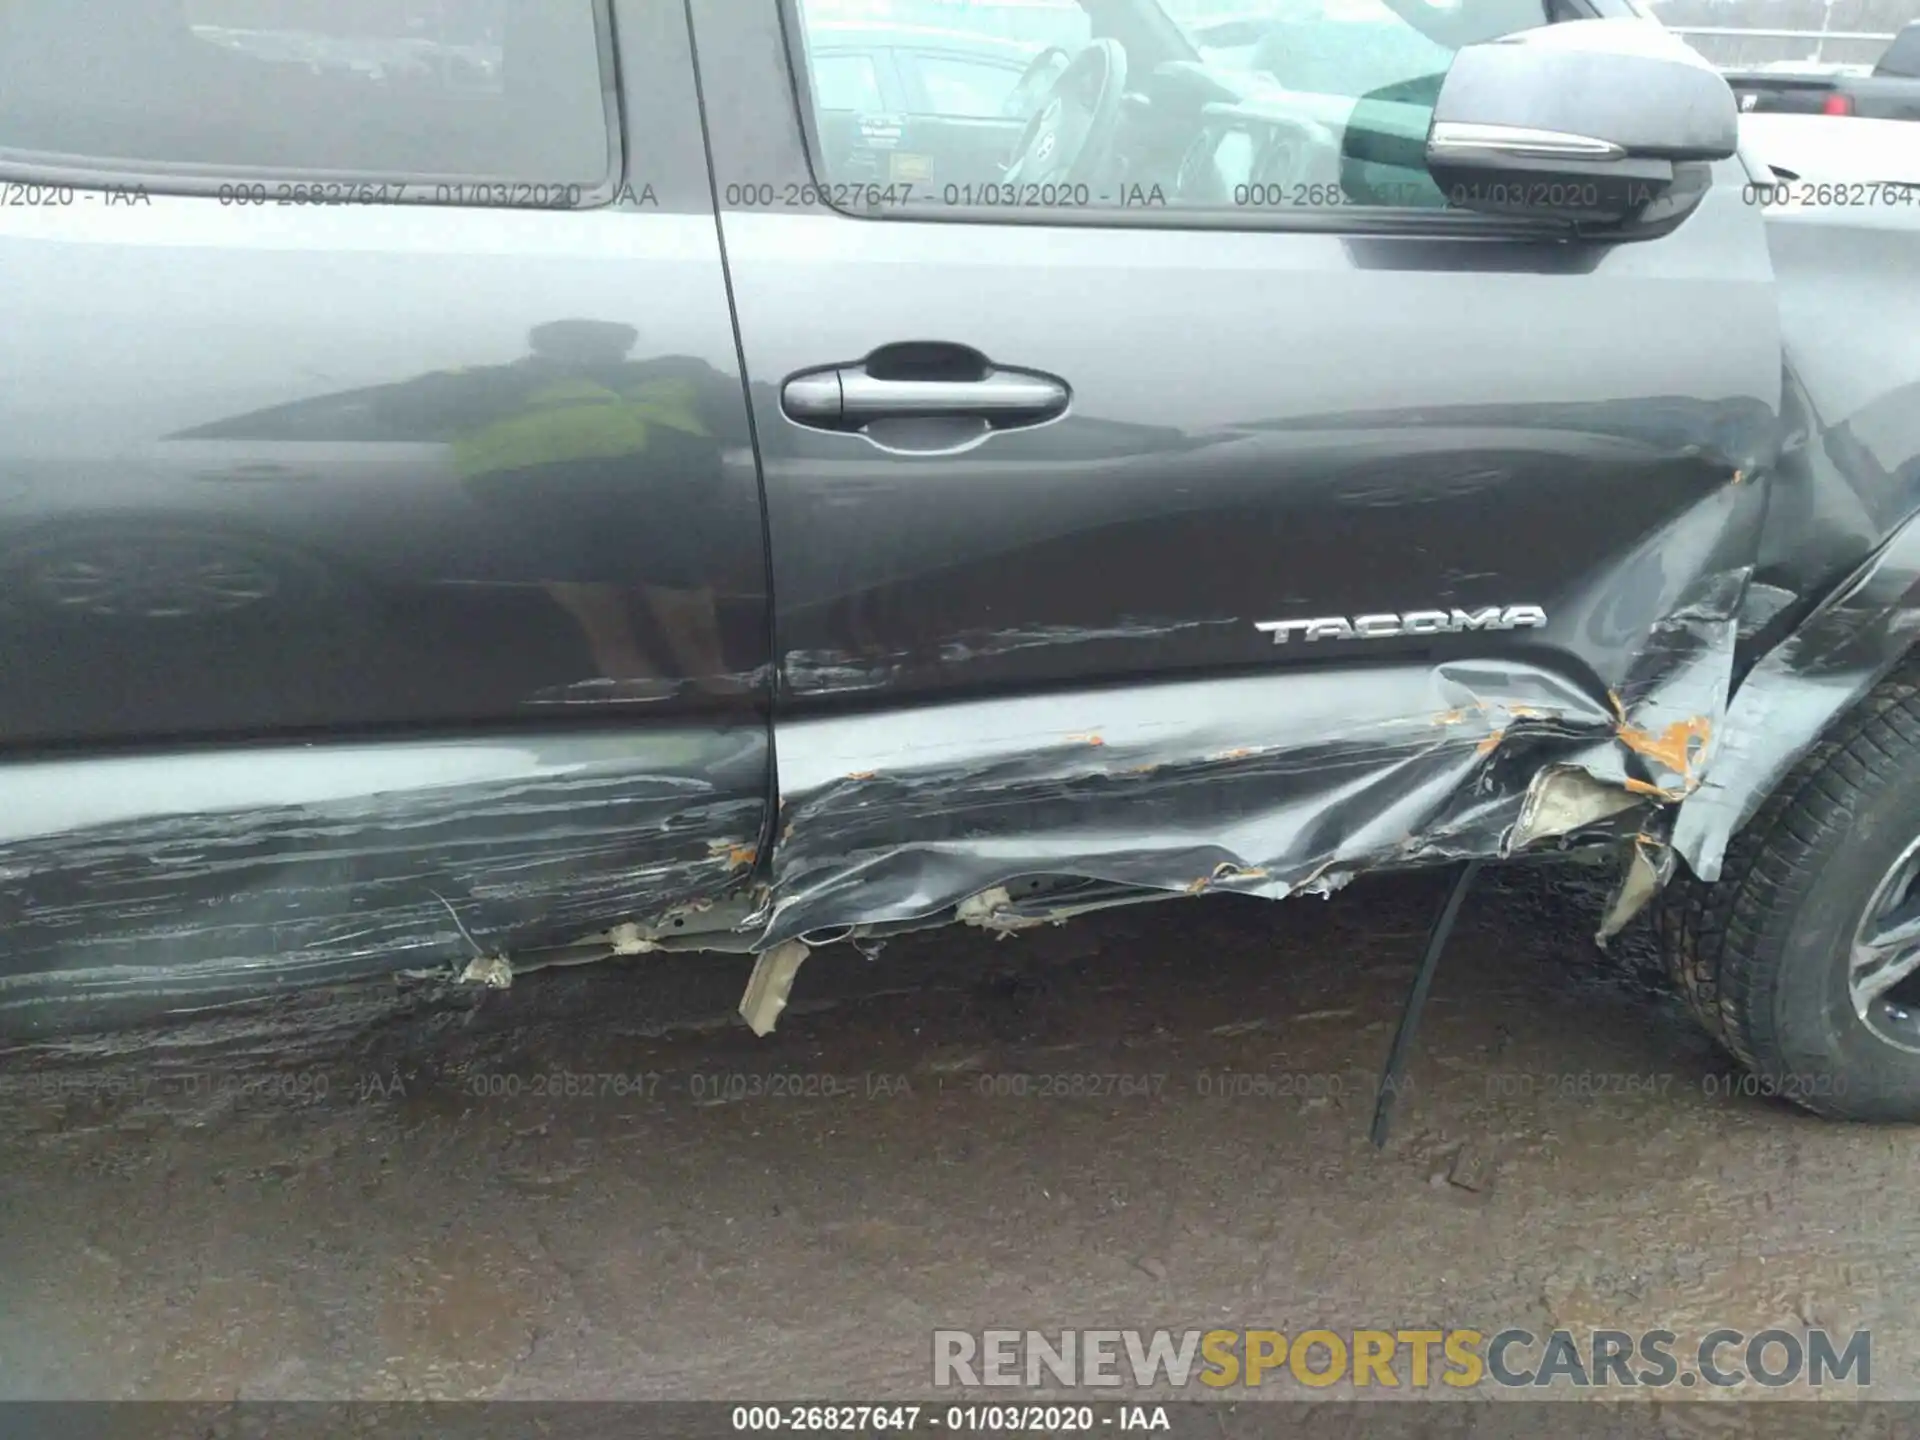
[1675,509,1920,882]
[759,656,1739,953]
[757,672,1664,951]
[1598,822,1679,943]
[739,939,810,1035]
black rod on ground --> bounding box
[1369,859,1483,1149]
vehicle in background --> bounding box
[1739,111,1920,190]
[803,19,1081,185]
[1725,20,1920,120]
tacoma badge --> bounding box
[1255,606,1549,644]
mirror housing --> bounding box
[1427,19,1739,231]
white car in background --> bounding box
[1738,111,1920,191]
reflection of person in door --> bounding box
[442,319,740,693]
[165,317,750,696]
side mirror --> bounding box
[1426,18,1738,231]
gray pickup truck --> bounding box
[2,0,1919,1121]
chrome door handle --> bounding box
[783,362,1069,430]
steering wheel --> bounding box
[1003,38,1129,186]
[1003,45,1071,120]
[1255,116,1345,192]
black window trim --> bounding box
[0,0,626,211]
[768,0,1606,241]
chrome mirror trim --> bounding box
[1428,121,1628,161]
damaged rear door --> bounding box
[0,0,772,1028]
[693,0,1780,944]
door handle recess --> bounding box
[783,363,1069,431]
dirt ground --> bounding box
[0,863,1909,1407]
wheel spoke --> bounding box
[1841,834,1920,1053]
[1852,943,1920,1010]
[1864,891,1920,957]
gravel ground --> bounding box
[0,864,1908,1409]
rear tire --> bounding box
[1658,659,1920,1121]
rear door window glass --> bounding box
[0,0,610,183]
